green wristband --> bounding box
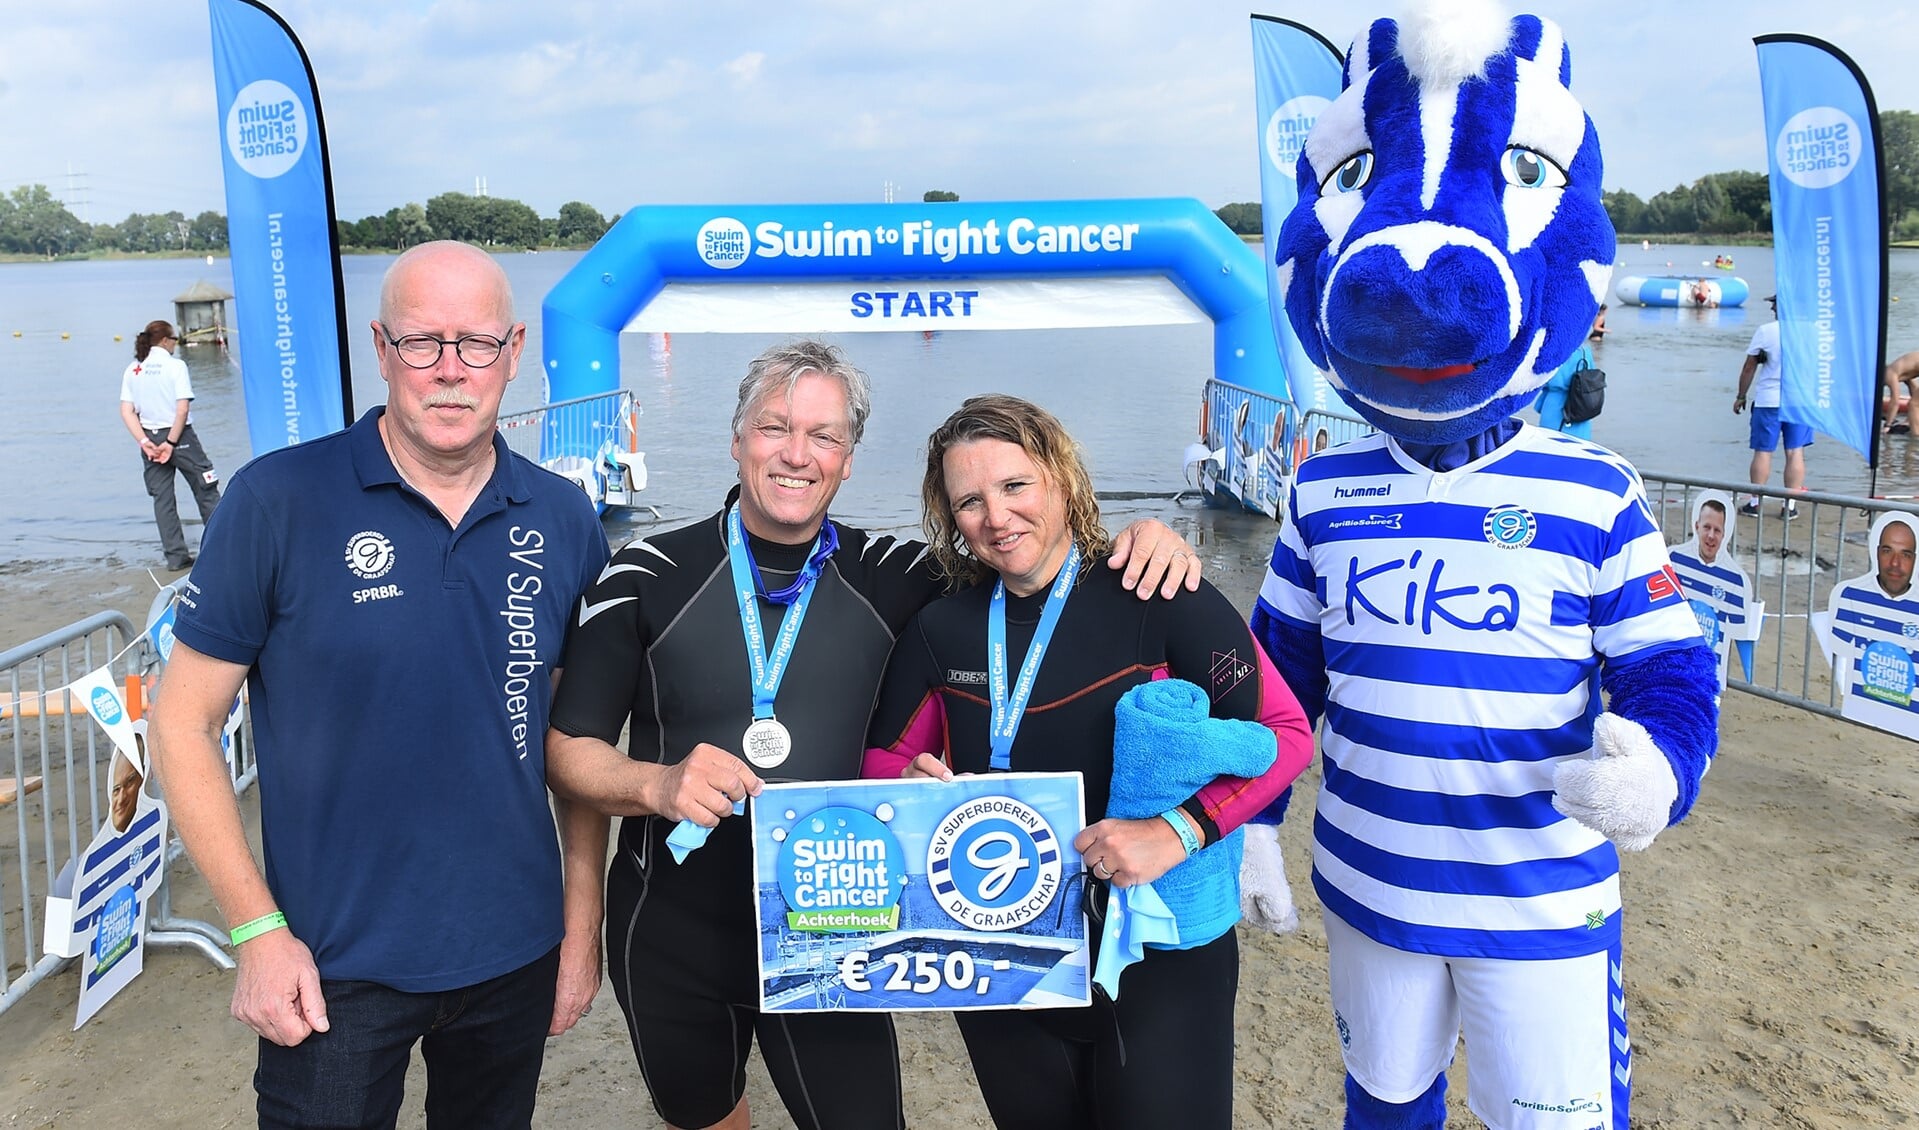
[230,911,288,946]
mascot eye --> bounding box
[1323,151,1374,194]
[1501,147,1567,189]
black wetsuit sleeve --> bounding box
[550,554,645,745]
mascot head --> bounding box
[1276,0,1614,444]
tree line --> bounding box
[0,184,615,258]
[8,108,1915,257]
[1212,108,1919,240]
[335,194,615,251]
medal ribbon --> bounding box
[727,505,826,722]
[987,543,1081,771]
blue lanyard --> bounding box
[726,505,827,721]
[987,543,1081,771]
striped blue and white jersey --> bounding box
[1257,426,1702,960]
[1668,543,1750,688]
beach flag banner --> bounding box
[1251,15,1344,419]
[209,0,353,456]
[72,721,169,1028]
[751,774,1089,1013]
[1754,34,1887,467]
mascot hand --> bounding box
[1552,712,1679,852]
[1239,823,1299,934]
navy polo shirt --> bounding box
[173,408,609,991]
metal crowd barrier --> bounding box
[498,389,655,515]
[1640,472,1919,720]
[1295,407,1374,468]
[1194,378,1371,517]
[1187,382,1898,726]
[0,605,237,1018]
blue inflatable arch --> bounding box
[540,199,1286,442]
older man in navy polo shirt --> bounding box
[150,241,610,1129]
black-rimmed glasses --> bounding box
[381,327,514,369]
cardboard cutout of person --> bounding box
[1668,491,1758,688]
[1818,512,1919,739]
[73,719,169,1027]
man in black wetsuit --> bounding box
[545,340,1201,1130]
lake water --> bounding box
[5,245,1919,569]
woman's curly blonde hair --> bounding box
[920,394,1111,588]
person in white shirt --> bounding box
[1732,296,1811,518]
[119,319,221,570]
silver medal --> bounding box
[742,717,793,769]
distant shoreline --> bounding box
[0,243,597,266]
[8,237,1917,266]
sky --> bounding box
[4,0,1918,225]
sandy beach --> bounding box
[2,545,1915,1128]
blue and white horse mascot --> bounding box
[1243,4,1720,1127]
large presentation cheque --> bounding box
[751,772,1089,1013]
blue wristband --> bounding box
[1160,809,1201,857]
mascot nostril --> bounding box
[1246,3,1721,1128]
[1325,242,1513,371]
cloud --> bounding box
[725,51,765,86]
[4,0,1919,222]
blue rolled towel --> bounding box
[666,799,746,863]
[1109,678,1277,947]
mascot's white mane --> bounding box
[1397,0,1511,90]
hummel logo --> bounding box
[1333,485,1391,499]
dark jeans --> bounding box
[254,947,559,1130]
[140,423,220,567]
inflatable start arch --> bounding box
[538,199,1287,483]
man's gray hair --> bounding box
[731,340,872,444]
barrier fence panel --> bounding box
[1,608,236,1019]
[1194,378,1372,518]
[1295,407,1373,468]
[498,389,652,514]
[1640,471,1919,722]
[1196,378,1292,518]
[2,613,140,1014]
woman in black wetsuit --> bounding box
[864,394,1312,1130]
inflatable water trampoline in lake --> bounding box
[1614,275,1750,308]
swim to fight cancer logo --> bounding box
[344,531,396,580]
[88,687,124,727]
[697,217,751,269]
[926,796,1063,931]
[1483,505,1537,550]
[1774,106,1862,190]
[1859,640,1915,707]
[225,79,308,180]
[1266,95,1331,174]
